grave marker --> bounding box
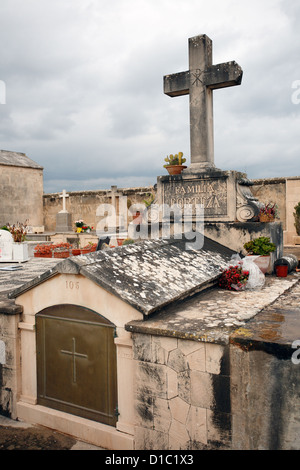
[164,34,243,172]
[158,34,261,224]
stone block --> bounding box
[190,370,213,409]
[186,406,207,445]
[153,397,172,432]
[167,348,188,372]
[186,345,206,372]
[205,343,225,375]
[169,396,190,424]
[169,420,190,450]
[134,426,169,451]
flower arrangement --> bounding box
[219,264,250,291]
[75,220,93,232]
[243,237,276,256]
[34,242,72,258]
[258,203,278,222]
[6,221,28,243]
[34,244,53,257]
[75,220,84,228]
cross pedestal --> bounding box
[164,34,243,173]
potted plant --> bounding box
[80,242,97,254]
[294,202,300,235]
[34,244,53,258]
[7,221,29,261]
[258,203,278,222]
[243,236,276,274]
[164,152,187,175]
[53,242,71,258]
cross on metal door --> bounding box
[36,304,118,426]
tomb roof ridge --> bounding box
[0,149,43,169]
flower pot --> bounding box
[275,265,288,277]
[12,242,29,262]
[71,249,81,256]
[80,249,91,255]
[259,214,275,223]
[54,251,69,258]
[255,255,270,274]
[166,165,187,175]
[34,253,52,258]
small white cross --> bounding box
[59,189,69,213]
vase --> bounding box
[259,214,275,223]
[249,255,270,274]
[166,165,187,175]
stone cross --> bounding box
[164,34,243,172]
[59,189,69,213]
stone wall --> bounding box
[0,299,22,419]
[43,186,155,232]
[132,333,231,450]
[0,165,44,228]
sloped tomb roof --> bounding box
[9,236,235,317]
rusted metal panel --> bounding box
[36,305,117,426]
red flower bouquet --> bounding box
[219,265,250,291]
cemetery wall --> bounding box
[42,177,299,245]
[251,177,287,229]
[0,165,43,228]
[43,187,155,232]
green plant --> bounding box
[243,237,276,256]
[143,193,154,207]
[294,202,300,236]
[122,238,135,246]
[164,152,186,167]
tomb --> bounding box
[1,237,299,450]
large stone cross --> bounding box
[164,34,243,172]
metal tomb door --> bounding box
[36,304,118,426]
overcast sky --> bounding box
[0,0,299,193]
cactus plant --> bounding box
[164,152,186,167]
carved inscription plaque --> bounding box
[162,178,228,216]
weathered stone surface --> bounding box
[164,34,243,170]
[127,276,299,345]
[9,237,235,317]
